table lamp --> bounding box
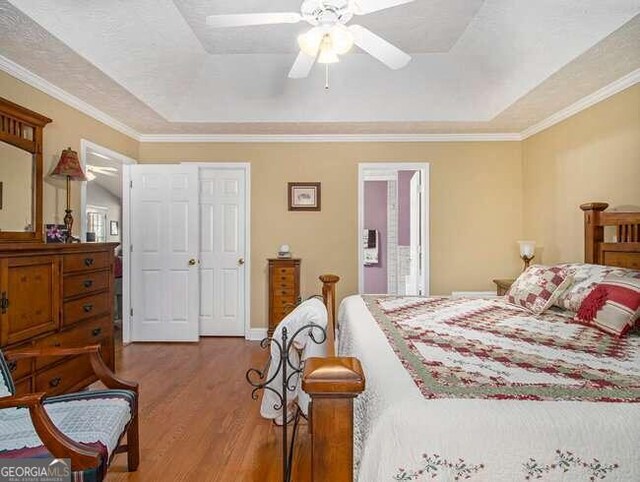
[518,240,536,271]
[51,147,87,242]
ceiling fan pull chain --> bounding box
[325,64,330,90]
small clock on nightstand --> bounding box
[493,278,515,296]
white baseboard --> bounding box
[451,291,497,298]
[246,328,268,341]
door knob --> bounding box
[238,258,245,265]
[188,258,198,266]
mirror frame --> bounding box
[0,97,52,243]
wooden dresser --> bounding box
[268,258,301,336]
[0,243,117,396]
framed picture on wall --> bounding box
[288,182,321,211]
[110,220,119,236]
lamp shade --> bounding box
[51,148,87,181]
[518,240,536,258]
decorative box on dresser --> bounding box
[0,243,117,396]
[268,258,301,336]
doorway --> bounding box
[80,139,136,343]
[358,163,429,295]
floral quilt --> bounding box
[363,296,640,402]
[339,295,640,481]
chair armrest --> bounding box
[0,392,102,470]
[5,345,138,393]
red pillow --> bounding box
[575,275,640,337]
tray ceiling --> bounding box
[1,0,640,135]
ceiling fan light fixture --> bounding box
[297,27,323,56]
[317,34,340,64]
[330,24,354,55]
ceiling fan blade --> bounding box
[206,12,302,28]
[350,0,414,15]
[288,51,317,79]
[349,25,411,70]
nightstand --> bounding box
[493,278,515,296]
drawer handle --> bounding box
[83,304,94,313]
[84,257,95,267]
[54,342,61,347]
[7,361,17,372]
[92,327,102,337]
[83,279,94,288]
[49,377,62,388]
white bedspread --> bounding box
[338,295,640,481]
[261,298,327,424]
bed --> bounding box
[302,202,640,481]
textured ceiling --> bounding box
[1,0,639,135]
[173,0,485,54]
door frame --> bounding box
[357,162,430,295]
[180,162,252,340]
[80,139,137,343]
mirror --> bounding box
[0,96,51,243]
[0,141,34,232]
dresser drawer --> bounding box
[35,355,95,396]
[13,377,32,396]
[34,317,112,370]
[272,272,295,285]
[63,293,110,327]
[273,287,296,297]
[63,252,110,274]
[5,342,32,381]
[271,296,297,309]
[64,269,110,299]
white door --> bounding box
[407,171,422,295]
[130,165,200,342]
[199,168,246,336]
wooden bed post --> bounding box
[581,202,608,264]
[303,358,364,482]
[302,275,365,482]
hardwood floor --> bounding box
[105,338,310,482]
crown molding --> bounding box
[0,54,141,141]
[2,54,638,144]
[138,133,522,143]
[521,67,640,140]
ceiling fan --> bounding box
[86,165,118,181]
[206,0,414,79]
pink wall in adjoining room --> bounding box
[364,181,387,294]
[398,170,418,247]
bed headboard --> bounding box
[581,203,640,270]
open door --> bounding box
[407,171,422,295]
[130,164,200,342]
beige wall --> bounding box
[139,142,524,328]
[8,71,637,331]
[522,84,640,265]
[0,71,138,231]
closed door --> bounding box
[198,168,246,336]
[130,165,200,342]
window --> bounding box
[86,206,107,242]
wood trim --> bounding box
[0,97,52,244]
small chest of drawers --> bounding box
[268,258,301,336]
